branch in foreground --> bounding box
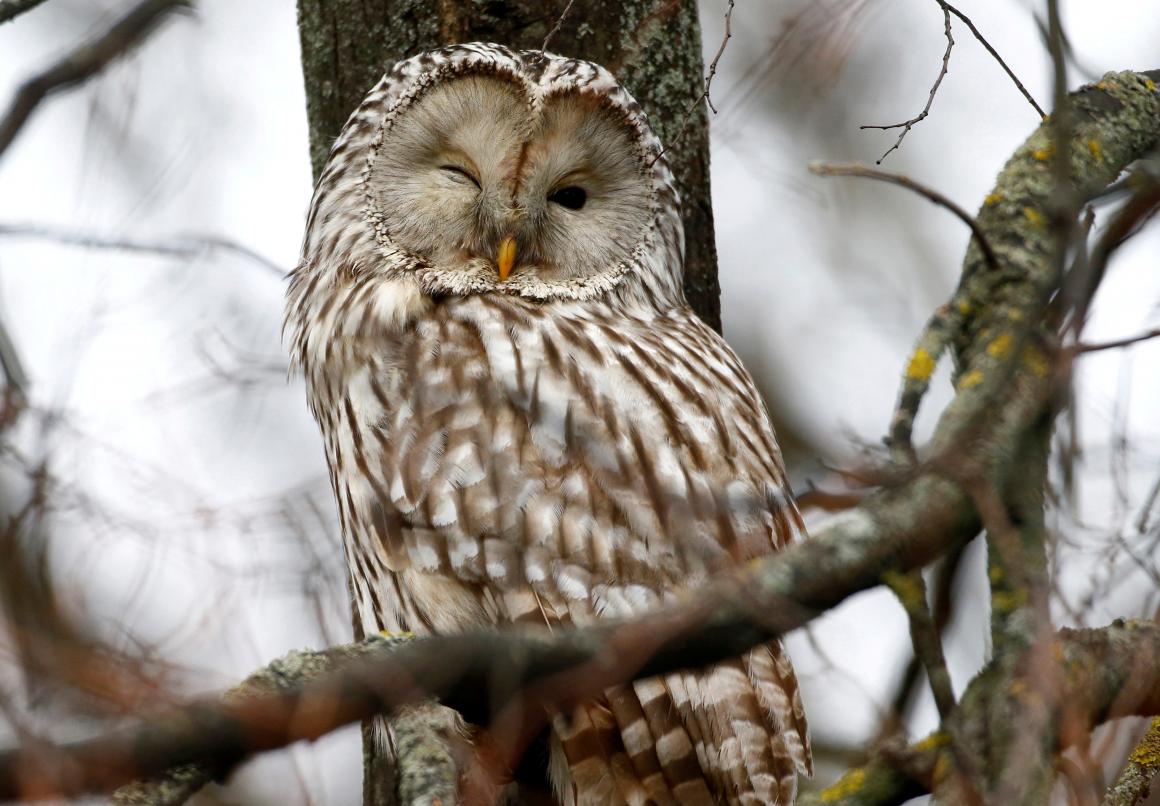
[1102,717,1160,806]
[0,223,286,276]
[0,0,191,159]
[800,621,1160,805]
[110,635,452,806]
[0,0,48,24]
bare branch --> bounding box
[0,0,48,24]
[940,0,1045,119]
[540,0,575,53]
[808,162,999,272]
[861,4,952,163]
[647,0,733,168]
[0,0,192,160]
[0,223,287,276]
[1075,328,1160,354]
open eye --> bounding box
[549,186,587,210]
[439,165,480,188]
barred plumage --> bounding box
[287,42,810,805]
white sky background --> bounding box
[0,1,1158,803]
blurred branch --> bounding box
[0,0,191,160]
[808,162,999,272]
[0,315,28,408]
[0,223,287,276]
[8,615,1160,803]
[802,621,1160,806]
[1076,328,1160,354]
[0,0,48,24]
[110,635,451,806]
[876,546,966,741]
[882,570,955,720]
[1102,717,1160,806]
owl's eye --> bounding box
[439,165,480,188]
[549,186,587,210]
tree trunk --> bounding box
[296,0,721,330]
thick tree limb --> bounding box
[0,0,191,160]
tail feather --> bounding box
[548,642,808,805]
[748,642,812,776]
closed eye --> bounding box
[439,165,480,188]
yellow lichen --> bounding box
[958,369,984,390]
[987,333,1014,359]
[1145,78,1157,93]
[984,191,1004,206]
[1087,139,1104,163]
[914,732,949,752]
[931,752,951,787]
[820,768,866,802]
[883,569,925,610]
[992,588,1028,612]
[1022,346,1051,377]
[906,348,937,381]
[1031,144,1054,161]
[988,565,1004,583]
[1023,207,1045,227]
[1128,718,1160,767]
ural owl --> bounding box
[286,43,810,805]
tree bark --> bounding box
[295,0,721,330]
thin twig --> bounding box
[648,0,734,167]
[0,0,48,24]
[540,0,575,53]
[939,0,1045,118]
[808,161,999,272]
[699,0,734,115]
[861,4,952,163]
[1075,328,1160,354]
[0,224,286,276]
[0,0,191,160]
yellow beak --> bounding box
[497,234,517,282]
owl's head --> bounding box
[302,44,684,304]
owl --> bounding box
[286,43,811,805]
